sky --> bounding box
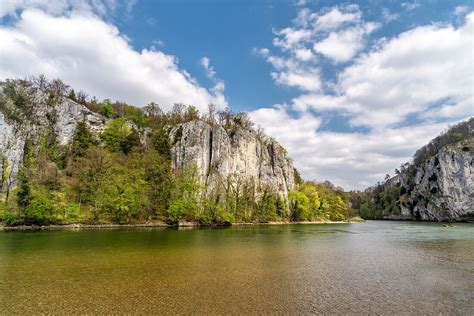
[0,0,473,190]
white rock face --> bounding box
[0,112,24,174]
[390,141,473,221]
[0,96,103,175]
[53,98,104,145]
[169,120,295,196]
[1,95,295,198]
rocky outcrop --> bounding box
[1,82,295,198]
[385,140,473,222]
[0,90,103,175]
[169,120,295,196]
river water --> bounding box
[0,221,472,314]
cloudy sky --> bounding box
[0,0,473,189]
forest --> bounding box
[0,77,353,226]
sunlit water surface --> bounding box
[0,221,473,314]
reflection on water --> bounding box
[0,221,472,314]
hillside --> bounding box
[351,119,474,222]
[0,77,351,225]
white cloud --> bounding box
[0,9,227,110]
[200,56,225,93]
[292,93,351,112]
[253,6,474,189]
[200,57,216,78]
[454,5,469,17]
[401,2,420,11]
[294,48,314,61]
[314,5,362,30]
[273,27,312,51]
[271,68,321,92]
[0,0,133,18]
[336,13,474,129]
[251,106,457,189]
[382,8,399,23]
[314,22,378,62]
[250,106,321,144]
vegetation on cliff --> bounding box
[0,77,351,226]
[350,119,474,220]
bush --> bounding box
[452,132,463,142]
[25,193,53,225]
[98,100,115,118]
[2,211,17,226]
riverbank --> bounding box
[0,219,364,231]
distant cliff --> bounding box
[353,119,474,222]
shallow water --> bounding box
[0,221,473,314]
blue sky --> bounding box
[114,0,471,114]
[0,0,473,189]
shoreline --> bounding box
[0,220,362,231]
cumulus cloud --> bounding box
[271,68,321,92]
[251,106,458,189]
[0,8,227,111]
[313,22,378,62]
[252,5,474,189]
[313,5,362,30]
[0,0,134,18]
[336,14,474,129]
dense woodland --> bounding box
[0,77,353,226]
[350,119,474,219]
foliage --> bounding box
[70,120,98,157]
[167,163,202,223]
[98,100,115,118]
[413,119,473,166]
[2,211,16,226]
[289,181,350,221]
[1,76,358,226]
[24,191,53,225]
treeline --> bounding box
[413,118,474,166]
[351,118,473,219]
[0,77,352,226]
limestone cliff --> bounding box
[379,120,474,222]
[0,80,295,197]
[169,120,295,196]
[0,86,103,175]
[385,141,473,221]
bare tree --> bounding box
[207,103,216,125]
[218,106,232,127]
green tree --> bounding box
[24,190,53,225]
[142,150,172,218]
[16,169,32,210]
[168,163,202,223]
[70,120,97,157]
[101,118,131,152]
[288,190,310,221]
[98,99,115,118]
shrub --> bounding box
[98,100,115,118]
[2,211,17,226]
[452,132,463,142]
[25,193,53,225]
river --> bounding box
[0,221,472,314]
